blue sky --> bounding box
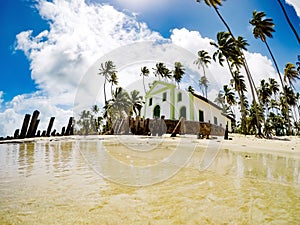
[0,0,299,136]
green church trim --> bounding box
[189,92,194,120]
[170,87,175,119]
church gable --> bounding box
[146,81,176,97]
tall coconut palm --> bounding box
[140,66,150,93]
[197,0,262,134]
[211,32,248,133]
[276,0,300,44]
[129,90,145,117]
[173,62,185,88]
[284,62,300,89]
[194,50,211,96]
[98,61,117,105]
[268,78,280,98]
[250,11,284,88]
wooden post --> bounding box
[65,117,74,136]
[20,114,31,139]
[36,130,41,137]
[61,126,65,136]
[14,129,19,139]
[46,117,55,137]
[170,117,185,137]
[51,129,57,136]
[26,110,40,138]
[32,119,40,138]
[224,122,229,140]
[41,130,47,137]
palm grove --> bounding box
[76,0,300,136]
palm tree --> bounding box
[140,66,150,93]
[187,85,195,94]
[194,50,211,96]
[173,62,185,88]
[199,76,209,98]
[211,32,248,133]
[109,72,118,97]
[196,0,262,135]
[276,0,300,44]
[98,61,117,104]
[153,62,171,80]
[129,90,145,117]
[223,85,236,106]
[250,11,284,88]
[284,63,299,89]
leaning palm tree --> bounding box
[250,11,284,88]
[276,0,300,44]
[284,62,300,89]
[196,0,261,134]
[211,32,248,133]
[98,61,117,104]
[140,66,150,93]
[173,62,185,88]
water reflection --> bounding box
[0,138,299,224]
[207,148,300,186]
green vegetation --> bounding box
[76,1,299,136]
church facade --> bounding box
[142,81,234,132]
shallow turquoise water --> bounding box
[0,137,299,224]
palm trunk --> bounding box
[264,40,284,87]
[265,40,291,134]
[104,76,107,105]
[213,6,262,135]
[225,59,247,134]
[276,0,300,44]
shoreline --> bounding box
[0,133,299,157]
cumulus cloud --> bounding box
[170,28,279,100]
[286,0,300,17]
[0,0,162,137]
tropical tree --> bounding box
[129,90,145,117]
[250,11,284,88]
[140,66,150,93]
[187,85,195,94]
[194,50,211,97]
[210,32,248,133]
[199,76,209,98]
[284,62,299,89]
[109,72,118,97]
[98,61,117,104]
[173,62,185,88]
[276,0,300,44]
[153,62,172,80]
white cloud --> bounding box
[285,0,300,17]
[0,0,162,137]
[169,28,279,101]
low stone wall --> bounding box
[114,117,225,137]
